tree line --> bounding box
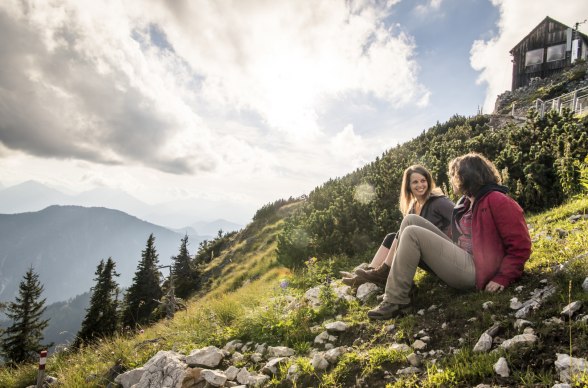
[0,231,233,366]
[277,110,588,268]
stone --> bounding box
[267,346,295,358]
[261,357,288,376]
[223,340,243,353]
[499,334,538,349]
[324,347,344,364]
[391,343,411,352]
[114,367,146,388]
[515,305,533,319]
[231,351,245,364]
[555,353,588,383]
[514,285,524,292]
[441,322,448,329]
[201,370,227,387]
[116,351,187,388]
[236,368,251,385]
[514,319,533,331]
[356,283,380,302]
[325,343,335,350]
[247,373,270,387]
[314,331,331,345]
[482,301,494,310]
[386,324,396,332]
[494,357,509,377]
[484,323,501,337]
[325,321,349,332]
[473,333,493,353]
[182,368,204,387]
[523,327,535,335]
[254,343,267,355]
[583,277,588,292]
[305,286,322,307]
[186,346,224,368]
[412,340,426,350]
[561,301,583,317]
[417,309,425,316]
[250,353,263,363]
[312,353,329,370]
[544,316,564,325]
[396,367,421,375]
[225,366,239,381]
[509,297,522,310]
[406,353,421,367]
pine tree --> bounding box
[74,258,120,347]
[122,234,163,328]
[172,234,200,299]
[1,267,50,365]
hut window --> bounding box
[546,44,566,62]
[525,48,544,66]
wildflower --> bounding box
[280,279,289,289]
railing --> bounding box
[535,86,588,118]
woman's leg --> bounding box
[383,215,475,305]
[368,233,396,268]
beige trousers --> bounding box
[384,214,476,305]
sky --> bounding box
[1,0,587,226]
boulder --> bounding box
[186,346,224,368]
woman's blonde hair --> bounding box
[399,165,440,215]
[448,152,501,197]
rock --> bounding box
[261,357,288,376]
[515,305,533,319]
[250,353,263,363]
[555,353,588,383]
[482,301,494,310]
[391,343,411,352]
[201,370,227,387]
[333,284,355,302]
[287,364,299,382]
[225,366,239,381]
[267,346,295,358]
[324,347,344,364]
[473,333,493,353]
[544,316,564,325]
[115,351,187,388]
[356,283,380,302]
[494,357,509,377]
[484,323,501,337]
[515,285,524,292]
[561,301,583,317]
[552,384,572,388]
[412,340,426,350]
[223,340,243,353]
[396,367,421,375]
[325,343,335,350]
[231,351,245,364]
[182,368,205,387]
[386,324,396,332]
[417,309,425,316]
[428,304,438,311]
[186,346,224,368]
[569,214,588,223]
[236,368,251,385]
[312,353,329,370]
[441,322,448,329]
[325,321,349,332]
[248,373,270,387]
[499,333,538,349]
[583,277,588,292]
[523,327,535,335]
[254,343,267,355]
[407,353,421,367]
[314,331,331,345]
[305,286,322,307]
[510,297,523,310]
[555,228,568,238]
[514,319,533,331]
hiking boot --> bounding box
[341,274,368,287]
[367,301,409,320]
[355,263,390,287]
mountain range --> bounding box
[0,180,245,232]
[0,205,199,303]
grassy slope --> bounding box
[1,197,587,387]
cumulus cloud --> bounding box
[415,0,444,14]
[0,0,428,179]
[470,0,588,112]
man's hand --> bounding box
[485,281,505,293]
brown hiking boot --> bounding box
[341,274,368,287]
[367,301,409,320]
[355,263,390,287]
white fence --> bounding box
[535,86,588,118]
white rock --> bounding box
[356,283,380,302]
[510,297,523,310]
[231,351,244,364]
[223,340,243,353]
[499,334,538,349]
[124,351,187,388]
[544,316,564,325]
[201,369,227,387]
[186,346,224,368]
[314,331,330,345]
[515,305,533,319]
[325,321,348,332]
[561,301,583,317]
[407,353,421,367]
[260,357,287,376]
[248,373,270,387]
[555,353,588,383]
[311,353,329,370]
[225,366,239,381]
[523,327,535,335]
[114,367,146,388]
[254,343,267,354]
[236,368,251,385]
[324,347,344,364]
[482,301,494,310]
[441,322,448,329]
[250,353,263,363]
[473,333,493,353]
[514,319,533,331]
[582,277,588,292]
[396,367,421,375]
[417,309,425,316]
[305,286,322,307]
[552,384,572,388]
[494,357,509,377]
[412,340,427,350]
[514,285,524,292]
[267,346,295,357]
[391,343,411,352]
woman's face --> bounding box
[409,172,428,201]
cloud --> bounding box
[0,0,428,181]
[470,0,588,113]
[415,0,444,14]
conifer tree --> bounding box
[122,234,163,328]
[172,234,200,299]
[1,267,50,365]
[74,257,120,347]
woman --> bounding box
[342,165,454,287]
[367,153,532,320]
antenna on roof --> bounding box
[575,19,587,31]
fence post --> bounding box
[36,349,47,388]
[573,90,578,114]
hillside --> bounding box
[1,65,588,387]
[0,205,190,303]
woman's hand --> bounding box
[485,281,505,293]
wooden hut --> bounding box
[510,16,588,90]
